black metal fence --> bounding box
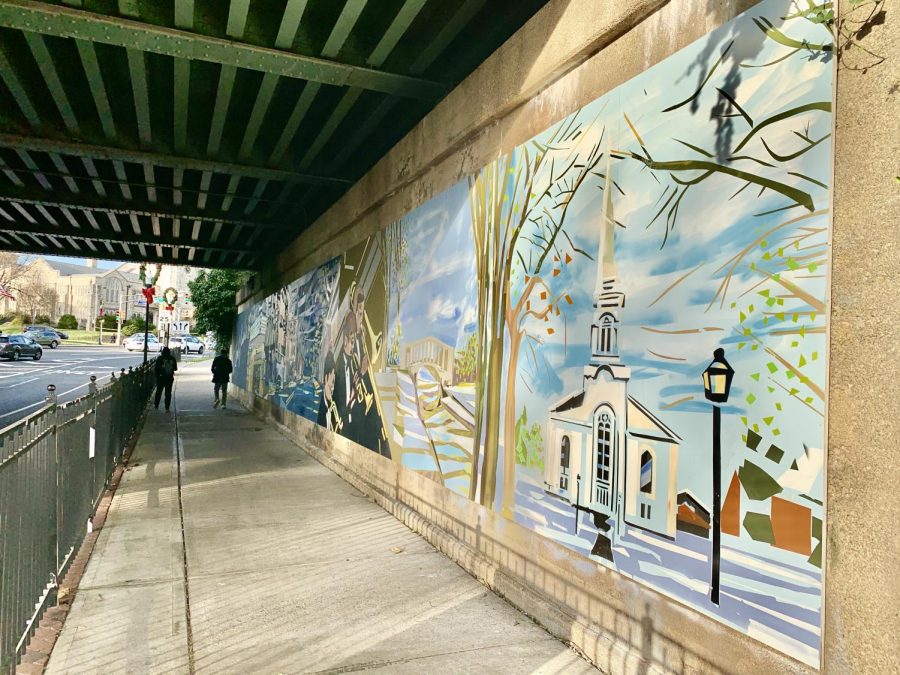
[0,362,156,674]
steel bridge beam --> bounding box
[0,134,352,188]
[0,0,449,101]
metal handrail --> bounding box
[0,360,157,674]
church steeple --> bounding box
[590,149,625,365]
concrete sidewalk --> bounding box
[45,361,597,674]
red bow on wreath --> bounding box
[142,286,155,304]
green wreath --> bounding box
[163,287,178,305]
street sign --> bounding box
[171,321,190,335]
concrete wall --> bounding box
[825,0,900,672]
[235,0,899,671]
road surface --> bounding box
[0,347,204,428]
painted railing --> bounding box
[402,336,455,384]
[0,363,155,674]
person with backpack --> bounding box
[154,347,178,411]
[211,348,233,409]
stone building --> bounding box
[0,257,142,327]
[0,257,201,328]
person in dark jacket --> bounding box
[316,352,341,432]
[154,347,178,411]
[211,348,233,409]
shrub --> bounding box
[94,314,117,330]
[122,317,155,337]
[34,314,52,325]
[57,314,78,329]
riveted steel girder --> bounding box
[0,0,449,100]
[0,133,353,187]
[0,212,256,257]
[0,195,299,233]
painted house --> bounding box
[543,160,680,540]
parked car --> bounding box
[123,334,162,352]
[0,334,43,361]
[169,335,205,354]
[25,324,69,339]
[25,329,63,349]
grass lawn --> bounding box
[0,322,121,346]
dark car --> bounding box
[25,329,63,349]
[25,324,69,339]
[0,334,43,361]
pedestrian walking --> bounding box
[211,348,233,409]
[154,346,178,411]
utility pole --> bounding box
[116,289,124,345]
[92,282,98,337]
[143,289,150,365]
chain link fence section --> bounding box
[0,361,156,674]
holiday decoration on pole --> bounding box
[163,287,178,311]
[138,263,162,304]
[138,263,162,365]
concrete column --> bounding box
[825,1,900,671]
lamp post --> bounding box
[702,347,734,606]
[142,286,153,365]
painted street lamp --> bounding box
[702,347,734,606]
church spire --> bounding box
[590,144,625,365]
[593,149,618,306]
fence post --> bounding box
[46,383,61,599]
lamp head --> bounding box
[702,347,734,403]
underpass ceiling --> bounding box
[0,0,549,268]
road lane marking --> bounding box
[0,373,117,423]
[0,377,38,388]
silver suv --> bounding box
[168,335,205,354]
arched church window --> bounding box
[640,449,654,495]
[599,313,616,353]
[560,436,570,490]
[596,411,613,488]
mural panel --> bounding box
[233,0,832,665]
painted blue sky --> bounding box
[391,180,477,352]
[510,0,832,503]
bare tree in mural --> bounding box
[636,3,833,451]
[623,5,834,248]
[384,220,409,367]
[469,113,605,513]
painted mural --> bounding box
[232,0,832,666]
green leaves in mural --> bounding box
[738,460,783,501]
[514,406,545,470]
[751,17,833,52]
[454,332,478,384]
[744,512,776,544]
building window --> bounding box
[595,410,613,492]
[640,450,654,494]
[559,436,570,490]
[640,503,652,519]
[599,313,616,354]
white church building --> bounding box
[543,161,681,544]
